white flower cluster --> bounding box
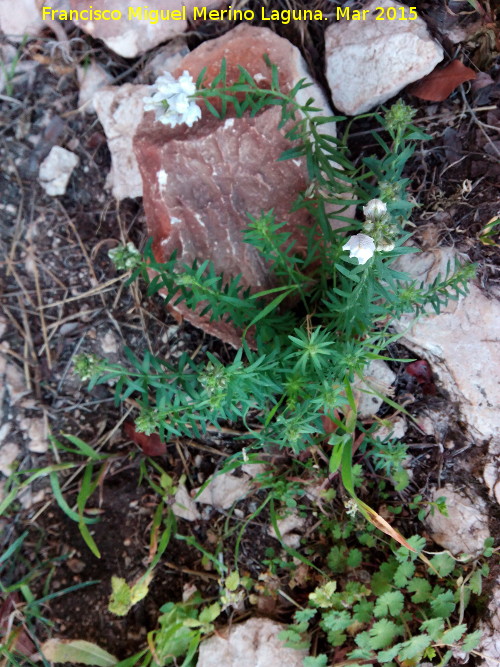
[143,70,202,128]
[342,198,397,264]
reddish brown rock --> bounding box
[134,25,335,346]
[69,0,216,58]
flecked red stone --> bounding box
[134,25,335,346]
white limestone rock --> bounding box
[393,247,500,441]
[196,617,308,667]
[355,359,396,418]
[0,0,44,41]
[484,440,500,506]
[39,146,79,196]
[69,0,216,58]
[477,580,500,667]
[325,0,443,115]
[77,62,113,113]
[93,83,150,200]
[425,486,490,556]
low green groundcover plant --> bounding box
[65,60,484,666]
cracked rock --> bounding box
[325,0,443,115]
[393,247,500,441]
[134,24,337,346]
[196,617,308,667]
[39,146,79,196]
[425,485,490,556]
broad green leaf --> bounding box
[440,624,467,645]
[393,560,415,587]
[397,634,432,660]
[368,619,402,650]
[461,629,483,652]
[430,590,456,618]
[429,552,455,577]
[407,577,432,603]
[374,591,404,618]
[40,639,117,666]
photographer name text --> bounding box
[42,5,419,25]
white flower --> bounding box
[342,234,376,265]
[143,70,202,128]
[363,198,387,220]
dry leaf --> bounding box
[124,421,166,456]
[409,60,476,101]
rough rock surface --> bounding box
[93,84,150,200]
[393,248,500,441]
[77,62,113,113]
[70,0,214,58]
[477,581,500,666]
[484,440,500,505]
[0,0,44,41]
[196,617,308,667]
[325,0,443,115]
[38,146,79,196]
[134,24,336,346]
[425,486,490,556]
[355,359,396,418]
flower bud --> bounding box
[363,199,387,221]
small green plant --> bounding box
[280,529,493,667]
[67,59,483,666]
[74,60,474,545]
[0,36,28,97]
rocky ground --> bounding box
[0,0,499,665]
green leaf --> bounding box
[397,634,432,661]
[430,590,456,618]
[440,624,467,645]
[374,591,404,618]
[108,576,131,616]
[420,618,445,640]
[377,643,403,663]
[244,285,296,336]
[347,548,363,568]
[225,571,240,592]
[368,619,402,650]
[353,600,374,623]
[198,602,221,625]
[407,577,432,603]
[295,608,317,624]
[429,552,455,577]
[40,639,117,666]
[469,569,482,595]
[50,473,99,525]
[461,629,482,652]
[303,655,328,667]
[321,609,352,634]
[78,522,101,559]
[394,535,426,561]
[393,560,415,587]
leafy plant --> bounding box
[281,530,492,667]
[67,59,483,666]
[75,62,474,543]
